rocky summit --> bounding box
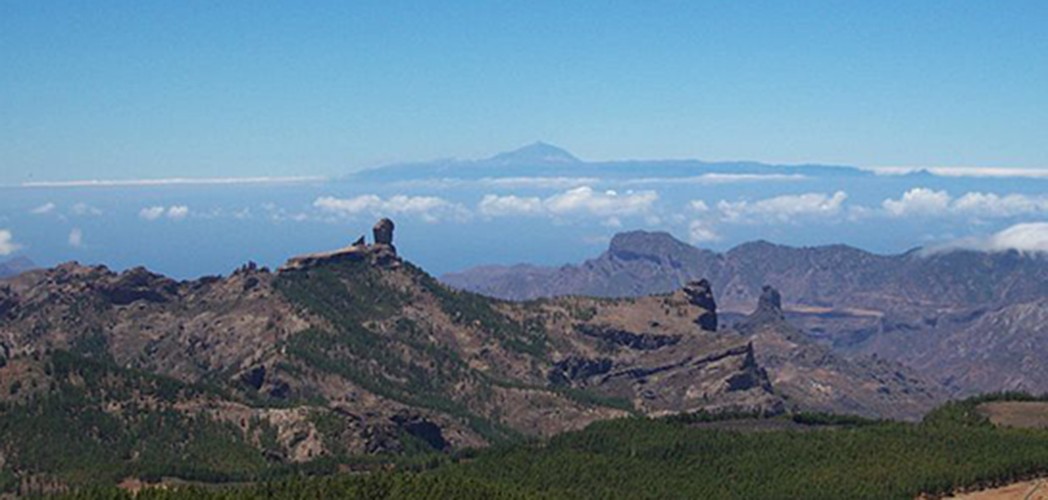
[0,220,942,493]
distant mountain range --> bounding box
[0,256,34,279]
[350,142,874,182]
[442,231,1048,397]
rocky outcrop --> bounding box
[736,285,786,335]
[391,412,449,451]
[100,267,180,305]
[736,287,944,420]
[281,220,399,271]
[575,324,681,350]
[373,218,394,246]
[684,279,718,331]
[725,343,772,392]
[548,356,614,385]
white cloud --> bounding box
[139,205,191,221]
[689,200,710,212]
[478,194,544,217]
[688,220,721,243]
[166,205,189,220]
[951,192,1048,218]
[314,194,468,223]
[477,186,658,219]
[68,228,83,248]
[987,223,1048,252]
[926,222,1048,255]
[71,202,102,216]
[0,230,21,256]
[882,188,951,217]
[30,202,56,215]
[716,191,848,223]
[544,187,658,217]
[139,206,165,220]
[882,188,1048,218]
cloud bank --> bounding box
[140,205,191,221]
[314,195,469,223]
[883,188,1048,218]
[716,191,848,223]
[479,186,658,219]
[927,222,1048,255]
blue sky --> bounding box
[3,3,1048,278]
[3,1,1047,184]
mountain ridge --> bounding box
[441,230,1048,398]
[351,143,871,182]
[0,219,942,492]
[0,256,35,279]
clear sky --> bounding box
[2,1,1047,184]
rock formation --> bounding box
[373,218,395,246]
[684,279,718,331]
[280,220,398,271]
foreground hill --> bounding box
[54,394,1048,500]
[443,230,1048,396]
[0,219,940,494]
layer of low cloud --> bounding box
[683,191,847,244]
[479,186,658,219]
[883,188,1048,218]
[926,222,1048,255]
[314,194,469,223]
[715,191,848,223]
[140,205,191,221]
[0,230,20,256]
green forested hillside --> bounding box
[50,395,1048,500]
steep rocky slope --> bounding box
[735,286,944,419]
[443,230,1048,397]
